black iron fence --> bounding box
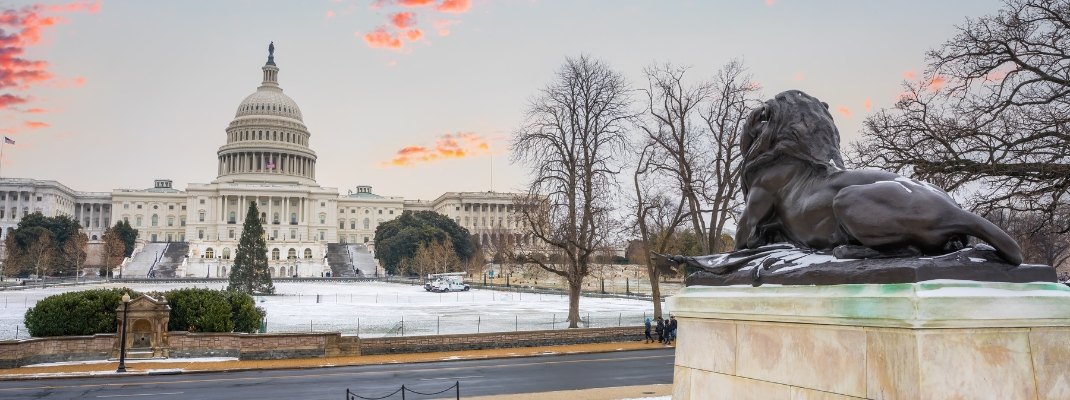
[346,381,459,400]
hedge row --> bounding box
[24,288,266,337]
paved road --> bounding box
[0,349,675,399]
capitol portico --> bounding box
[0,45,525,278]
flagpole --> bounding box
[0,139,6,179]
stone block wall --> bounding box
[360,326,643,355]
[238,333,328,360]
[166,332,242,358]
[0,333,116,369]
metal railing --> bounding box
[346,381,459,400]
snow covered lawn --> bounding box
[0,281,665,340]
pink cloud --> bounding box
[837,107,850,118]
[434,0,471,13]
[369,0,389,9]
[902,69,916,79]
[432,19,458,29]
[397,0,434,7]
[362,27,403,50]
[403,29,423,41]
[390,11,416,29]
[864,98,872,109]
[327,10,334,18]
[794,74,802,80]
[438,29,449,36]
[0,94,29,110]
[22,120,49,129]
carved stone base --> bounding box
[684,247,1056,287]
[668,282,1070,399]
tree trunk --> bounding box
[567,277,582,328]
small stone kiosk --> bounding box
[660,90,1070,399]
[114,294,171,359]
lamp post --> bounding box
[116,293,131,373]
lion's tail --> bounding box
[957,211,1023,265]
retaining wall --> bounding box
[0,333,116,369]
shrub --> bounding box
[24,288,139,337]
[165,288,233,333]
[224,291,266,333]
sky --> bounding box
[0,0,1005,200]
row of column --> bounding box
[2,191,30,220]
[218,194,310,226]
[218,151,315,179]
[74,202,109,229]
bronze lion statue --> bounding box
[732,90,1022,265]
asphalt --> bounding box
[0,348,675,399]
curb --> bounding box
[0,342,675,382]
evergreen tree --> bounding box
[228,202,274,294]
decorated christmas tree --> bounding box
[228,202,275,294]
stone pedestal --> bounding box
[115,294,171,359]
[668,281,1070,400]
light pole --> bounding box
[116,293,131,373]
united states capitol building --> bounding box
[0,47,523,278]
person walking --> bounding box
[644,318,653,344]
[666,316,678,345]
[655,317,665,344]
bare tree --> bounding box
[2,229,21,279]
[25,230,53,279]
[512,54,633,328]
[399,239,461,278]
[850,0,1070,233]
[987,210,1070,269]
[102,229,125,278]
[62,232,89,280]
[639,63,714,253]
[699,60,759,252]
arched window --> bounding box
[260,212,266,223]
[222,248,231,259]
[304,248,312,259]
[151,214,158,226]
[273,212,279,223]
[205,248,214,258]
[271,248,280,260]
[290,213,297,223]
[363,218,370,229]
[287,248,296,259]
[229,211,235,223]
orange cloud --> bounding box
[902,69,916,79]
[24,107,50,113]
[22,120,48,129]
[864,98,872,109]
[390,12,416,29]
[369,0,388,9]
[794,74,802,80]
[435,0,471,13]
[379,133,502,167]
[397,0,435,7]
[363,27,403,50]
[837,107,850,118]
[404,29,423,41]
[438,29,449,36]
[326,10,334,18]
[46,1,101,13]
[74,77,85,86]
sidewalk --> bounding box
[467,384,671,400]
[0,340,675,381]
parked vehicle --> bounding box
[428,277,469,292]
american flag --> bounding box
[3,137,13,145]
[266,161,275,169]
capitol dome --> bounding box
[215,44,318,184]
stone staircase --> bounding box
[121,243,168,278]
[148,242,189,278]
[325,243,358,277]
[351,243,377,277]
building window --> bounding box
[364,236,369,243]
[304,248,312,259]
[350,209,355,213]
[291,200,297,206]
[339,221,345,229]
[339,209,344,214]
[222,248,231,259]
[181,217,186,226]
[364,218,370,230]
[288,248,296,259]
[271,248,280,260]
[378,210,383,214]
[36,196,41,201]
[124,216,129,223]
[205,248,214,258]
[319,231,325,240]
[137,204,142,209]
[168,217,174,226]
[290,229,296,239]
[389,210,394,214]
[465,217,469,226]
[230,200,236,205]
[136,217,142,226]
[200,199,205,204]
[169,205,174,210]
[261,201,267,206]
[229,211,236,223]
[229,229,235,239]
[274,201,280,206]
[365,210,369,214]
[291,213,297,223]
[273,229,278,239]
[182,205,186,210]
[319,215,325,224]
[198,230,204,239]
[320,202,325,207]
[199,212,205,222]
[350,221,355,229]
[273,213,279,223]
[124,204,129,209]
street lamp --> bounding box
[116,293,131,373]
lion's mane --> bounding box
[740,90,845,196]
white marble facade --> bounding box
[0,48,526,277]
